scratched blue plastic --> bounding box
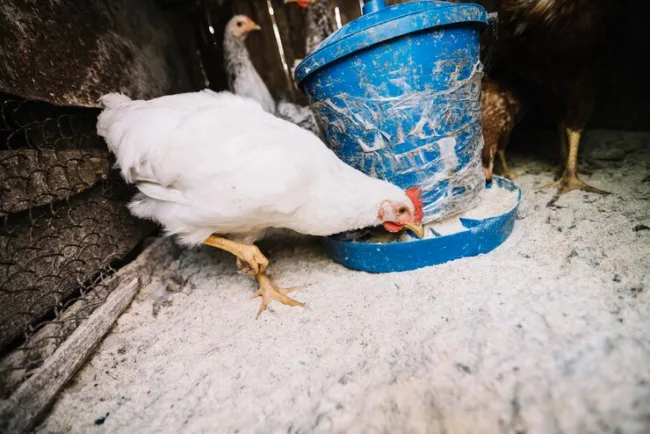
[295,0,489,221]
[321,177,521,273]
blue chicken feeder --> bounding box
[294,0,519,273]
[295,0,489,222]
[320,176,521,273]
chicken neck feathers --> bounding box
[223,34,277,115]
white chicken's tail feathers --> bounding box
[128,193,211,247]
[127,193,158,220]
[99,93,132,109]
[136,181,190,205]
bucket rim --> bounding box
[295,1,488,86]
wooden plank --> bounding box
[269,0,303,100]
[277,0,308,65]
[0,277,140,434]
[194,0,234,92]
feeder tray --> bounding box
[321,177,521,273]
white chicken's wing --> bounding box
[98,90,327,244]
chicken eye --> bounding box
[237,21,243,27]
[398,206,408,214]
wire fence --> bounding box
[0,92,154,398]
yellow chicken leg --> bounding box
[253,273,306,319]
[540,127,607,194]
[497,149,518,180]
[202,235,269,274]
[202,235,306,318]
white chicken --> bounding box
[97,90,425,318]
[223,15,276,115]
[224,14,320,136]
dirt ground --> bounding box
[36,130,650,434]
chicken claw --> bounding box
[236,258,256,276]
[539,172,608,195]
[253,273,306,319]
[539,127,608,195]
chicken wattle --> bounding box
[97,90,424,318]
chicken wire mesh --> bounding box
[0,92,154,398]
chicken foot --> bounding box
[540,127,607,195]
[202,235,306,318]
[236,258,256,276]
[253,273,306,319]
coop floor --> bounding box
[37,130,649,434]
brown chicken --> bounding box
[460,0,622,193]
[488,0,622,194]
[481,76,527,182]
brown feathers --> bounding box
[480,77,527,181]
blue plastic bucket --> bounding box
[295,0,488,223]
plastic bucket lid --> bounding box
[294,0,488,86]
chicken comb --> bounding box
[406,187,424,221]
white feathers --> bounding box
[304,0,336,55]
[276,99,320,136]
[98,93,132,109]
[289,0,337,77]
[223,18,277,115]
[97,90,411,246]
[223,15,321,137]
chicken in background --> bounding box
[223,15,276,114]
[284,0,336,77]
[97,90,424,318]
[276,99,320,135]
[223,15,320,135]
[465,0,621,195]
[481,76,528,182]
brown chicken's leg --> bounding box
[202,235,306,318]
[540,128,607,194]
[497,149,517,180]
[550,122,569,175]
[550,123,593,178]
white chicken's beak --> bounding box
[250,23,262,32]
[403,222,425,239]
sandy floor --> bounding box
[36,130,650,434]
